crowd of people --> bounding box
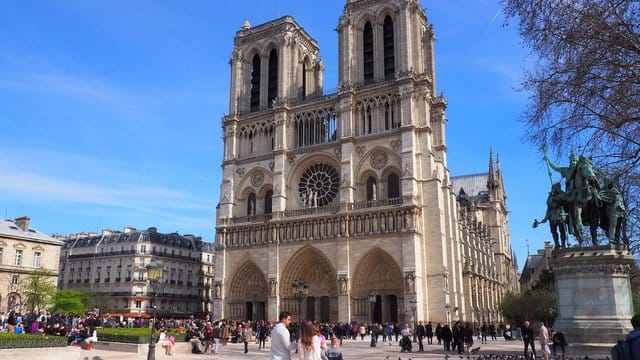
[4,308,640,359]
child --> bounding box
[325,337,343,360]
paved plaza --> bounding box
[0,336,612,360]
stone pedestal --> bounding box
[550,245,634,346]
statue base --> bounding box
[550,245,634,345]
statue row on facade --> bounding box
[533,152,626,248]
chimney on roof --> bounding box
[15,216,30,232]
[102,229,113,236]
[148,227,157,233]
[124,226,137,233]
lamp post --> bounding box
[146,260,165,360]
[292,279,309,324]
[368,291,377,347]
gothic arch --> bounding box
[280,245,338,297]
[351,247,403,298]
[236,167,273,198]
[226,260,269,320]
[354,146,401,180]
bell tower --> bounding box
[336,0,436,93]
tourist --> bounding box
[158,328,174,356]
[522,320,536,359]
[425,321,434,345]
[325,337,343,360]
[400,323,412,352]
[463,322,474,353]
[539,321,550,360]
[550,328,566,356]
[297,320,322,360]
[415,320,426,351]
[271,311,294,360]
[441,324,452,351]
[452,321,464,354]
[627,314,640,355]
[241,321,253,354]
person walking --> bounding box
[415,321,426,352]
[425,321,434,345]
[441,324,453,352]
[271,311,295,360]
[522,320,537,359]
[538,321,550,360]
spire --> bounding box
[241,19,251,30]
[487,148,498,190]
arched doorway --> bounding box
[352,247,403,323]
[280,245,338,322]
[227,260,269,321]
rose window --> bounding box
[298,163,339,207]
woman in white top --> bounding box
[297,320,322,360]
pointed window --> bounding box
[366,177,377,201]
[265,190,273,214]
[250,54,261,112]
[383,16,395,80]
[387,173,400,199]
[268,49,278,107]
[363,22,374,82]
[247,193,257,216]
[302,57,308,100]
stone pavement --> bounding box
[0,336,611,360]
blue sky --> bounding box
[0,0,556,270]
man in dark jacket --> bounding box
[628,314,640,356]
[425,321,434,345]
[441,324,453,351]
[452,321,465,354]
[522,320,536,359]
[415,321,426,351]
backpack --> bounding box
[611,336,639,360]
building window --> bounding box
[383,16,395,80]
[0,247,3,264]
[250,54,261,112]
[366,177,377,201]
[265,190,273,214]
[138,271,144,281]
[140,245,146,254]
[12,275,19,285]
[33,251,41,268]
[267,49,278,107]
[247,193,257,216]
[14,249,22,266]
[135,301,141,309]
[363,21,374,81]
[387,173,400,198]
[298,163,340,207]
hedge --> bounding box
[0,333,67,349]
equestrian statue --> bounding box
[533,149,626,248]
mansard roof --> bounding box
[0,218,63,245]
[519,253,543,282]
[63,227,208,251]
[451,173,490,202]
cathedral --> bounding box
[213,0,519,325]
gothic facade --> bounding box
[214,0,518,325]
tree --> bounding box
[49,290,85,316]
[21,269,57,313]
[502,0,640,250]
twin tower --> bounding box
[214,0,517,325]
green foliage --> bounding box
[0,333,67,348]
[497,287,558,327]
[21,269,57,313]
[49,290,85,315]
[96,327,183,344]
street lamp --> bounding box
[368,291,377,347]
[292,279,309,323]
[146,260,165,360]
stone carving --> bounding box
[553,263,631,277]
[390,139,401,152]
[269,278,277,296]
[214,282,222,299]
[405,272,415,293]
[355,146,366,157]
[236,167,246,177]
[269,162,275,172]
[251,171,264,187]
[370,151,388,170]
[339,275,348,294]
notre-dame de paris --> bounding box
[213,0,519,325]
